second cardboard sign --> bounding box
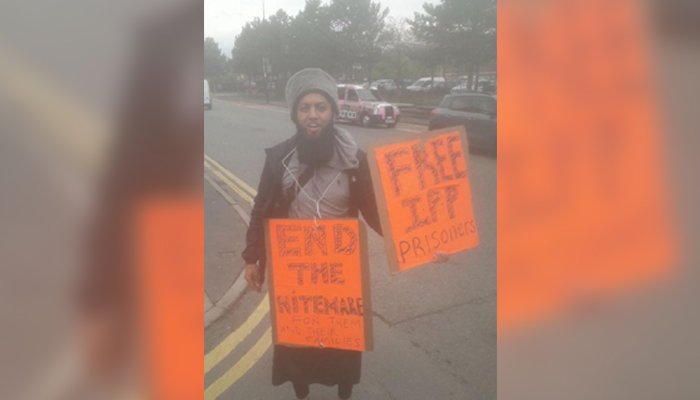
[368,127,480,273]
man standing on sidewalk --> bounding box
[242,68,382,400]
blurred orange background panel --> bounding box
[135,196,203,399]
[498,0,678,332]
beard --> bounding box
[295,124,336,167]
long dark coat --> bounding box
[242,134,382,388]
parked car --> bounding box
[204,79,212,110]
[450,82,470,94]
[369,79,398,91]
[451,77,497,95]
[428,93,497,156]
[394,78,414,90]
[336,84,400,128]
[406,76,446,92]
[480,81,496,94]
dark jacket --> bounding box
[242,136,382,278]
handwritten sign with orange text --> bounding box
[368,127,479,272]
[265,219,373,351]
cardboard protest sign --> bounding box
[265,218,373,351]
[368,127,479,273]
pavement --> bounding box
[203,95,496,399]
[204,153,258,327]
[204,179,247,324]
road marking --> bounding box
[205,154,257,196]
[205,158,254,204]
[204,159,255,205]
[204,166,252,229]
[204,327,272,400]
[205,292,214,313]
[203,157,272,392]
[204,294,269,374]
[204,155,257,207]
[204,174,238,206]
[214,98,288,113]
[398,127,424,133]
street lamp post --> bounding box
[263,57,270,104]
[262,0,267,103]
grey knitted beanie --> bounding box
[285,68,339,122]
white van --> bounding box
[204,79,212,110]
[406,76,446,92]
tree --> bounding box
[260,10,292,79]
[204,37,227,90]
[287,0,337,75]
[374,18,421,83]
[229,0,394,85]
[410,0,496,88]
[327,0,390,81]
[231,19,266,79]
[231,10,293,91]
[219,58,241,91]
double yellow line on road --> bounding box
[203,154,272,399]
[204,154,257,206]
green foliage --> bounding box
[327,0,389,79]
[223,0,495,89]
[371,18,420,81]
[231,10,292,77]
[230,0,389,82]
[287,0,337,74]
[204,37,227,89]
[410,0,496,82]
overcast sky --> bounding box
[205,0,437,58]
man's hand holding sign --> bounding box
[368,127,479,272]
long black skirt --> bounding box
[271,345,362,387]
